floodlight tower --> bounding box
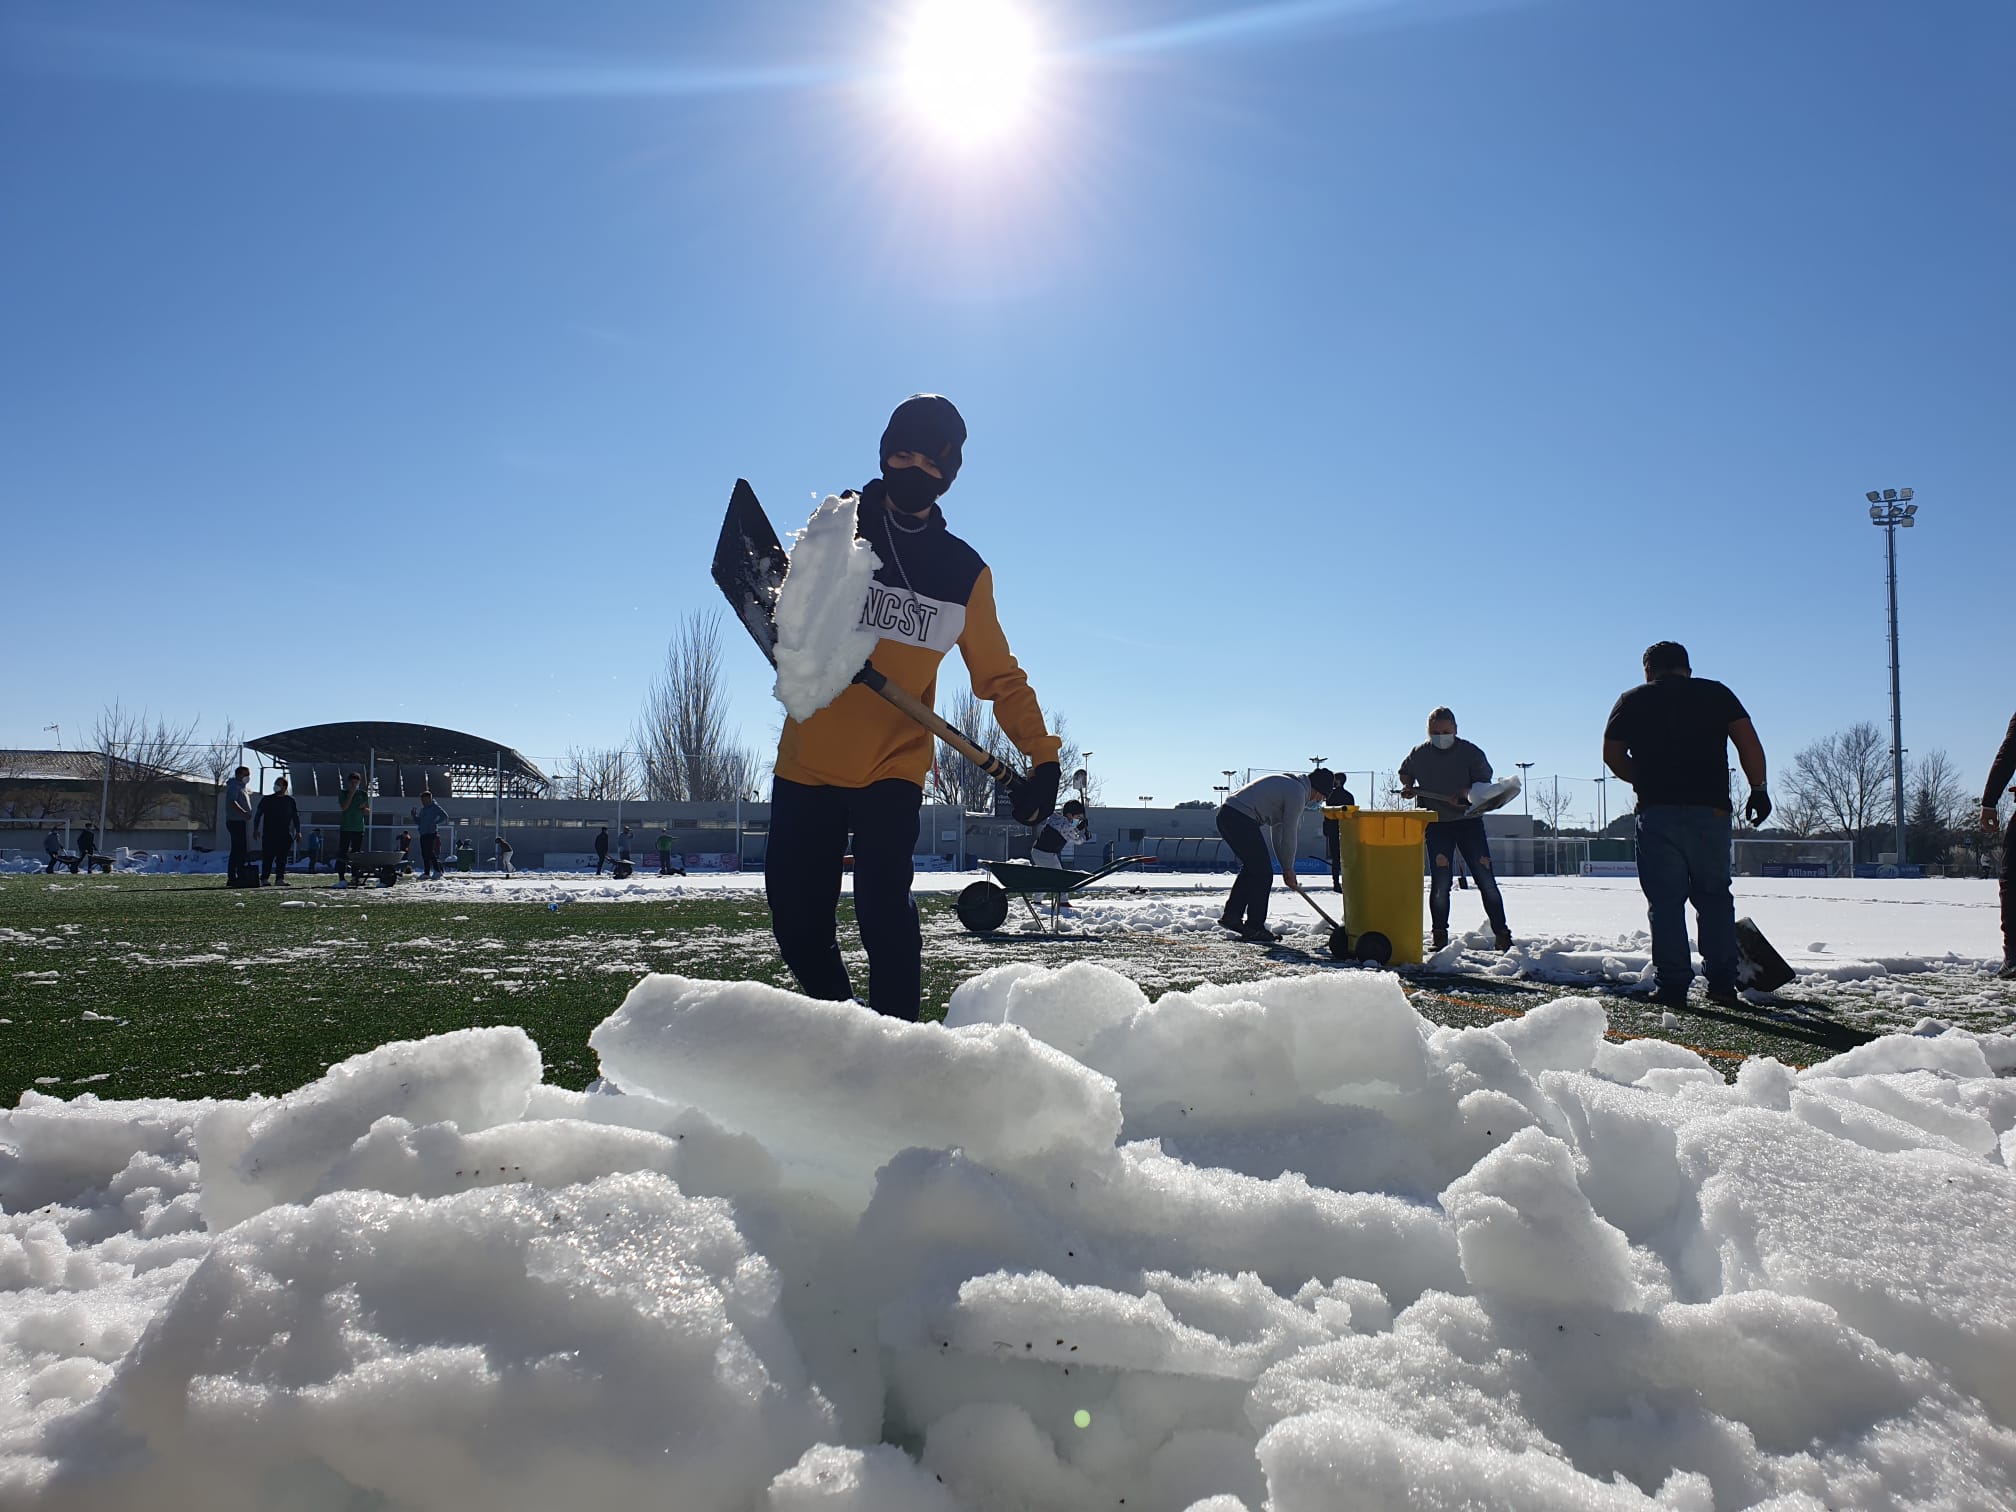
[1866,488,1918,867]
[1515,761,1534,818]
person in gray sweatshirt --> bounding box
[1216,768,1334,942]
[1399,707,1512,952]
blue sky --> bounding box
[4,0,2010,819]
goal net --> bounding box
[1731,837,1855,879]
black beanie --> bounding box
[879,394,966,485]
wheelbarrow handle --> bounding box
[1285,880,1341,931]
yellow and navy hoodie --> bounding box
[775,479,1060,790]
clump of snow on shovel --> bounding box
[772,493,883,722]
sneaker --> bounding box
[1218,913,1242,932]
[1704,985,1745,1009]
[1493,928,1514,953]
[1240,925,1281,944]
[1998,959,2016,981]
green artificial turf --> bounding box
[0,871,1910,1107]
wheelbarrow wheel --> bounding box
[1327,926,1352,961]
[955,880,1009,934]
[1354,931,1393,967]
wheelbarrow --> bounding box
[954,855,1155,935]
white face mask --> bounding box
[1430,733,1456,750]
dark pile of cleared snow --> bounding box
[4,966,2015,1510]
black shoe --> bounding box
[1218,913,1242,932]
[1705,986,1744,1009]
[1432,927,1450,951]
[1240,925,1281,944]
[1493,928,1514,953]
[1999,959,2016,981]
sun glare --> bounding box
[900,0,1037,145]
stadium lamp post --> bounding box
[1593,774,1607,832]
[1515,762,1534,818]
[1867,488,1918,866]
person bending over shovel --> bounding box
[767,394,1062,1020]
[1399,707,1513,953]
[1217,770,1335,942]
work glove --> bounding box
[1009,761,1061,827]
[1744,788,1772,827]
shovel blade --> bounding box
[712,478,787,667]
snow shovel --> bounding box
[1286,882,1353,961]
[711,479,1029,795]
[1397,775,1523,819]
[1735,916,1797,993]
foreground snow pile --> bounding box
[771,492,883,722]
[5,973,2015,1510]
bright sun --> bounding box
[900,0,1037,145]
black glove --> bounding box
[1744,788,1772,826]
[1010,761,1061,827]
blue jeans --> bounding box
[1634,805,1736,998]
[1426,818,1508,936]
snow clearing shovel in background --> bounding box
[1285,882,1353,961]
[710,479,1031,796]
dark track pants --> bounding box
[227,820,249,879]
[260,838,290,883]
[420,833,441,877]
[1216,806,1275,929]
[766,777,923,1019]
[337,830,365,879]
[1426,818,1508,935]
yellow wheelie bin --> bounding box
[1322,806,1433,965]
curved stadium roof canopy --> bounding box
[247,723,548,800]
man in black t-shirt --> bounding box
[1602,641,1771,1008]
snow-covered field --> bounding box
[379,870,2013,1031]
[3,963,2013,1510]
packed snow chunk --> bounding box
[933,1269,1330,1382]
[194,1025,542,1229]
[35,1173,832,1512]
[772,491,884,721]
[0,1092,214,1213]
[304,1114,715,1204]
[1257,1412,1693,1511]
[519,1082,783,1197]
[1176,972,1434,1099]
[762,1443,963,1512]
[1490,996,1608,1075]
[1798,1029,1993,1082]
[1680,1107,2016,1420]
[944,961,1148,1060]
[1440,1128,1643,1313]
[1592,1036,1716,1088]
[591,975,1122,1206]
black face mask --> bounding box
[880,466,945,516]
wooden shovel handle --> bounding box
[854,665,1023,787]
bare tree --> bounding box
[93,703,201,831]
[634,611,759,802]
[198,719,246,788]
[1905,749,1970,865]
[1786,722,1891,860]
[558,746,644,802]
[1530,777,1578,834]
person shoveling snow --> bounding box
[760,394,1064,1020]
